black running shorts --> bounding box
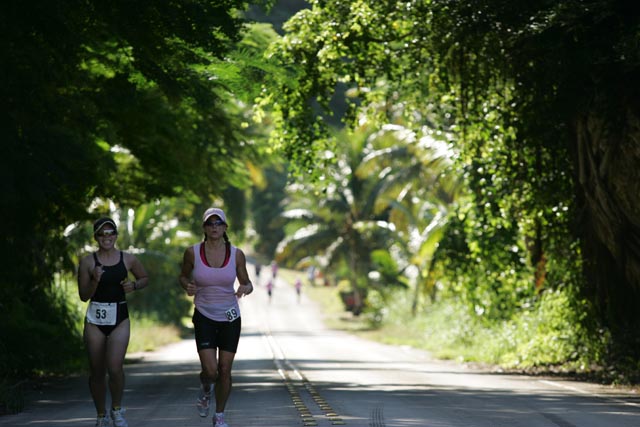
[192,308,241,353]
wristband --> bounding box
[133,281,138,290]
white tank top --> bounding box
[192,243,241,321]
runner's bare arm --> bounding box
[179,247,197,296]
[78,255,99,302]
[123,252,149,292]
[235,249,253,298]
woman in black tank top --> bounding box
[90,251,130,336]
[77,217,149,427]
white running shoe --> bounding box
[214,412,229,427]
[95,416,110,427]
[197,384,213,417]
[110,407,128,427]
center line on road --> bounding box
[262,328,347,426]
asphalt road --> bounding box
[2,271,639,427]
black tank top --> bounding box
[91,251,128,303]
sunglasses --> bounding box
[204,219,226,227]
[96,229,117,237]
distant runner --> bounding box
[295,278,302,303]
[266,279,274,303]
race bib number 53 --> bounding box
[86,302,117,325]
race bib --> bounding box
[86,302,117,325]
[225,306,239,322]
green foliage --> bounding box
[495,289,608,369]
[264,0,640,370]
[370,249,406,289]
[276,127,399,307]
[128,314,183,354]
[0,378,24,415]
[249,164,289,261]
[0,276,84,379]
[0,1,276,384]
[433,205,537,321]
[420,0,640,349]
[361,288,387,328]
[366,286,608,373]
[130,251,191,324]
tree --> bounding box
[277,126,398,312]
[360,124,461,314]
[425,0,640,351]
[0,0,263,378]
[250,164,289,262]
[262,0,640,358]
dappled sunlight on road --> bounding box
[2,268,638,426]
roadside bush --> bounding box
[0,378,24,415]
[497,288,608,369]
[0,275,85,415]
[362,288,387,327]
[362,285,608,372]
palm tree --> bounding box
[359,124,462,315]
[277,126,397,313]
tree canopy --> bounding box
[262,0,640,358]
[0,0,266,376]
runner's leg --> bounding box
[105,318,130,409]
[84,323,108,416]
[214,350,236,412]
[199,348,218,388]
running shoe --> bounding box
[197,384,213,417]
[214,412,229,427]
[110,407,128,427]
[95,416,110,427]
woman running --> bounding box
[178,207,253,427]
[77,217,149,427]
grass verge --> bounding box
[128,314,184,354]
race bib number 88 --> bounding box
[86,302,117,325]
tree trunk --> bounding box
[349,241,363,316]
[571,101,640,353]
